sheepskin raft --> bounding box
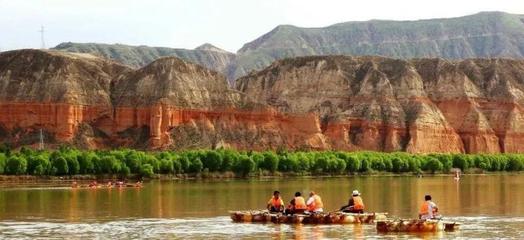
[376,219,460,233]
[229,210,387,224]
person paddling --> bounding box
[267,191,285,213]
[419,194,440,220]
[306,191,324,213]
[340,190,365,213]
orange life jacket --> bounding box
[294,196,307,210]
[269,197,282,208]
[353,196,365,210]
[419,201,436,215]
[307,195,324,211]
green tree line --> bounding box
[0,147,523,177]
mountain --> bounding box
[53,12,524,82]
[233,11,524,79]
[53,42,236,84]
[2,49,524,153]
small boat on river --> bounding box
[376,219,460,233]
[230,210,387,224]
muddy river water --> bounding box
[0,175,523,239]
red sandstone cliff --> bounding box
[236,56,524,153]
[1,50,524,153]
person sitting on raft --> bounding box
[340,190,365,213]
[419,194,440,220]
[285,192,308,215]
[306,191,324,213]
[267,190,285,213]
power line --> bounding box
[38,25,46,49]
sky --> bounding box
[1,0,523,53]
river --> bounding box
[0,175,523,239]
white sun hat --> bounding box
[352,190,360,196]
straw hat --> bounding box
[352,190,360,196]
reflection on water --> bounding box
[0,216,523,239]
[0,175,523,239]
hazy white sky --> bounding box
[1,0,523,52]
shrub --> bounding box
[203,151,223,172]
[295,152,312,172]
[424,157,443,173]
[220,150,237,172]
[507,155,524,171]
[78,152,95,174]
[407,156,422,172]
[234,155,255,176]
[120,165,131,176]
[261,152,279,172]
[177,155,190,173]
[5,155,27,175]
[391,157,408,173]
[278,155,299,172]
[98,156,121,174]
[140,164,154,178]
[172,158,182,173]
[313,156,329,173]
[66,156,80,175]
[453,154,469,171]
[329,157,346,174]
[50,156,68,175]
[360,158,371,172]
[160,159,174,174]
[433,154,453,173]
[125,151,143,173]
[27,155,50,175]
[188,158,203,173]
[0,153,6,174]
[143,155,160,172]
[345,155,361,173]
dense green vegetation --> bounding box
[0,146,523,177]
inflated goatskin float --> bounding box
[229,210,387,224]
[376,219,460,233]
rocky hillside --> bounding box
[53,42,236,83]
[54,12,524,82]
[234,11,524,79]
[237,55,524,153]
[2,49,524,153]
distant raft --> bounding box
[229,210,387,224]
[376,219,460,233]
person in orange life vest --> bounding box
[306,191,324,213]
[285,192,308,215]
[340,190,365,213]
[419,194,439,220]
[267,190,285,212]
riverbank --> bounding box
[1,170,521,188]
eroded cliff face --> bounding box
[2,49,524,153]
[237,56,524,153]
[0,50,130,147]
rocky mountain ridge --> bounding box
[54,12,524,81]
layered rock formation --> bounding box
[2,49,524,153]
[236,56,524,153]
[0,50,130,147]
